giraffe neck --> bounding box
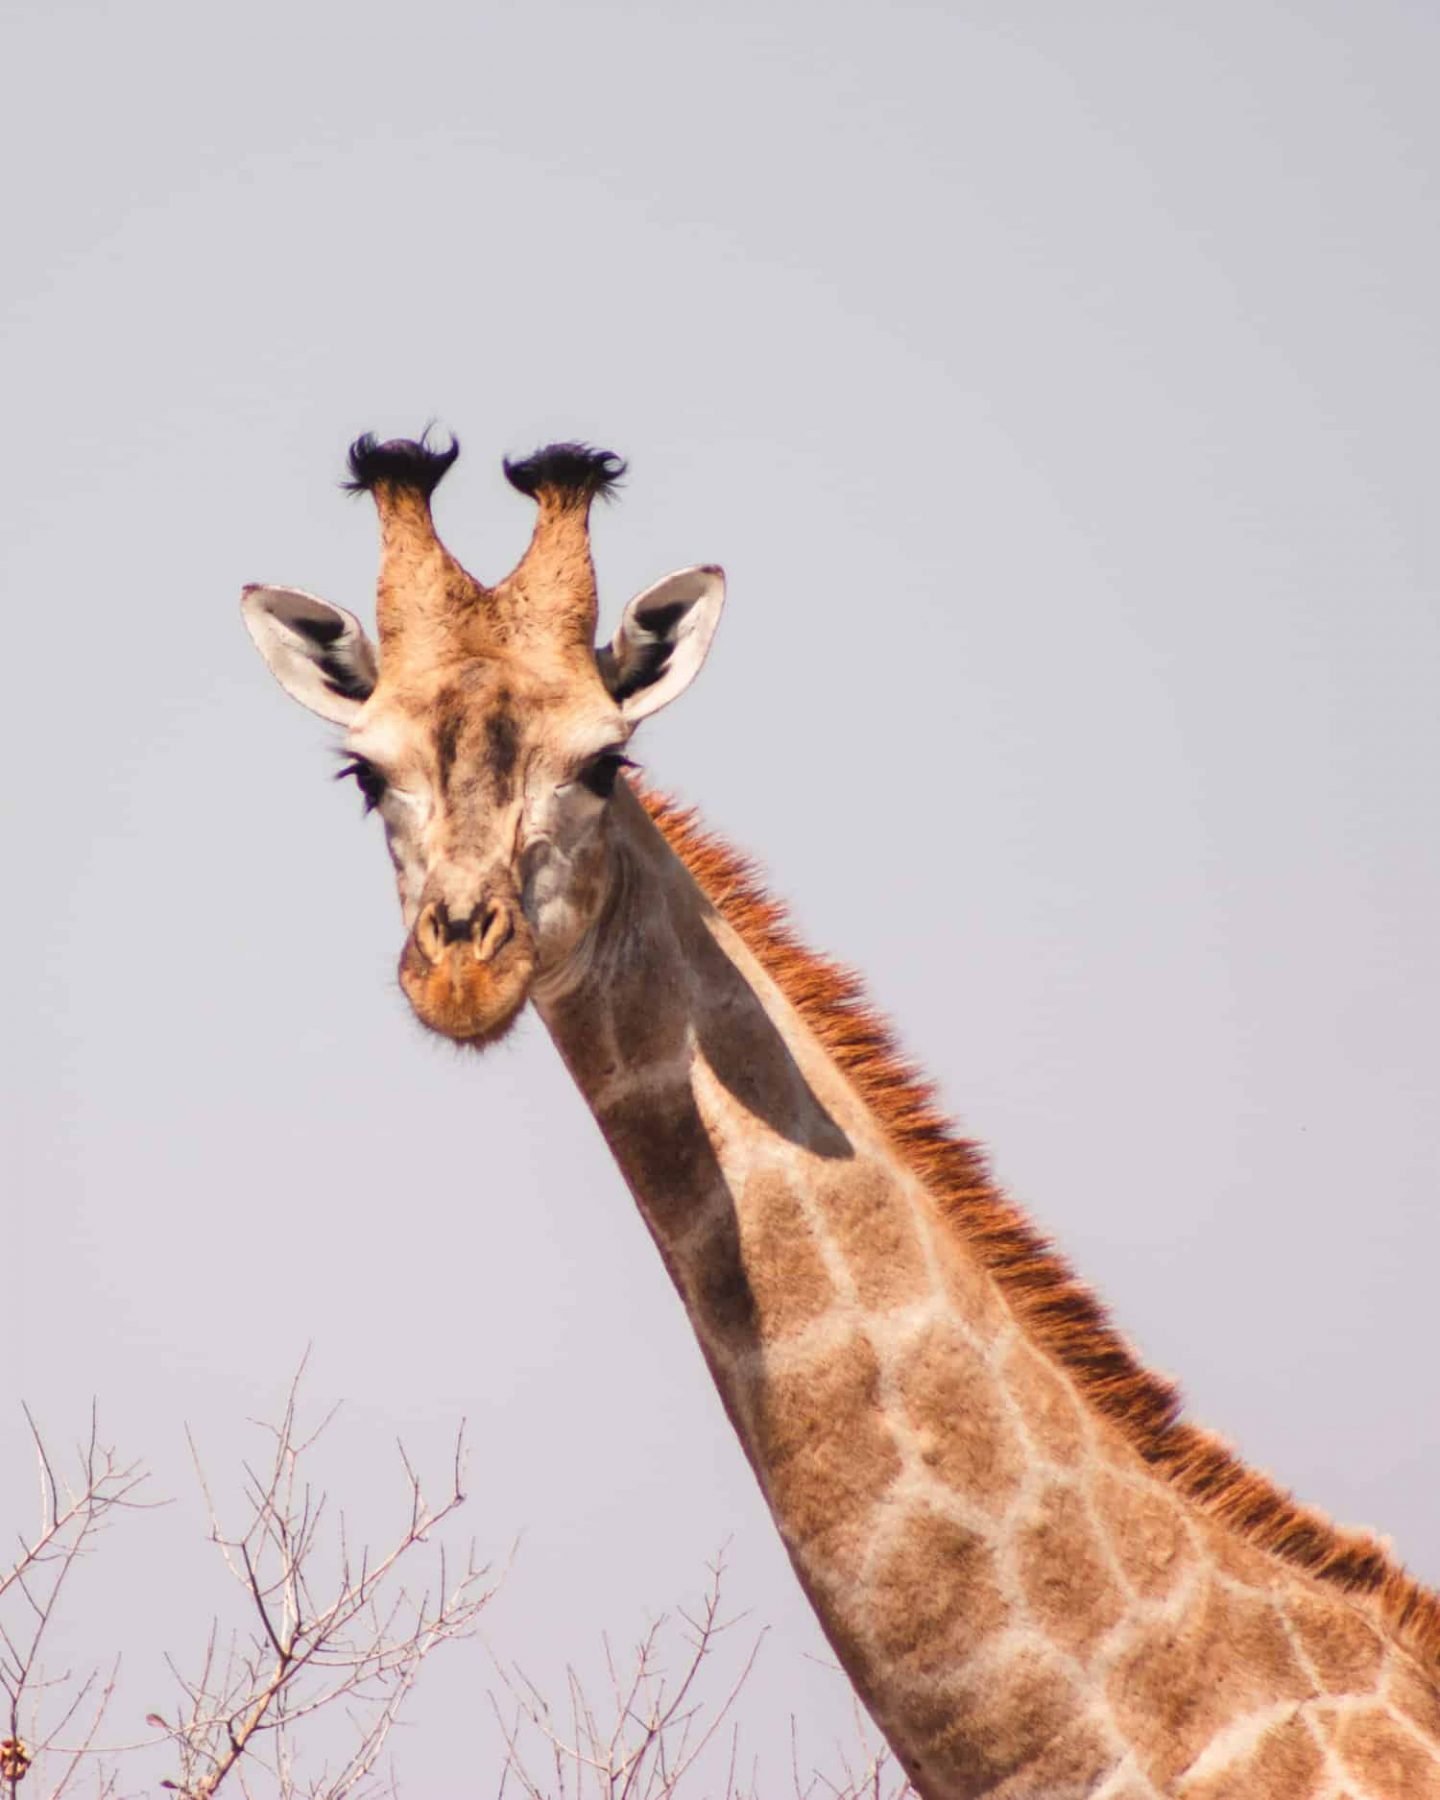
[535,785,1440,1800]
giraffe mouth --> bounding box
[397,917,538,1045]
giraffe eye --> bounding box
[577,749,635,800]
[336,756,387,814]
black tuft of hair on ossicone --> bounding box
[343,430,460,498]
[502,442,626,505]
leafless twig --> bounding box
[490,1555,766,1800]
[152,1360,493,1800]
[789,1694,914,1800]
[0,1406,148,1800]
[490,1556,915,1800]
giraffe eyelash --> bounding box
[578,751,638,800]
[335,756,388,814]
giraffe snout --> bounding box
[400,885,536,1046]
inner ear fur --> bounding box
[599,565,725,722]
[241,585,379,725]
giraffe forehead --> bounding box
[433,686,522,792]
[354,660,624,778]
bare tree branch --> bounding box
[0,1407,149,1800]
[490,1558,915,1800]
[155,1362,493,1800]
[489,1556,772,1800]
[2,1395,908,1800]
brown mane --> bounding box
[640,784,1440,1668]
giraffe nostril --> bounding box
[414,902,446,966]
[471,899,514,964]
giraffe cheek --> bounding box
[397,929,537,1045]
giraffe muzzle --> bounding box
[399,892,536,1044]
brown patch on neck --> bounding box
[637,782,1440,1670]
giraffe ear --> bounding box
[598,565,725,722]
[241,585,378,725]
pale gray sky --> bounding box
[3,0,1438,1790]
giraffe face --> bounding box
[338,653,634,1044]
[242,437,723,1046]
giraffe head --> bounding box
[243,434,724,1045]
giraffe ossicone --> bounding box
[244,433,1440,1800]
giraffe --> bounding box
[242,433,1440,1800]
